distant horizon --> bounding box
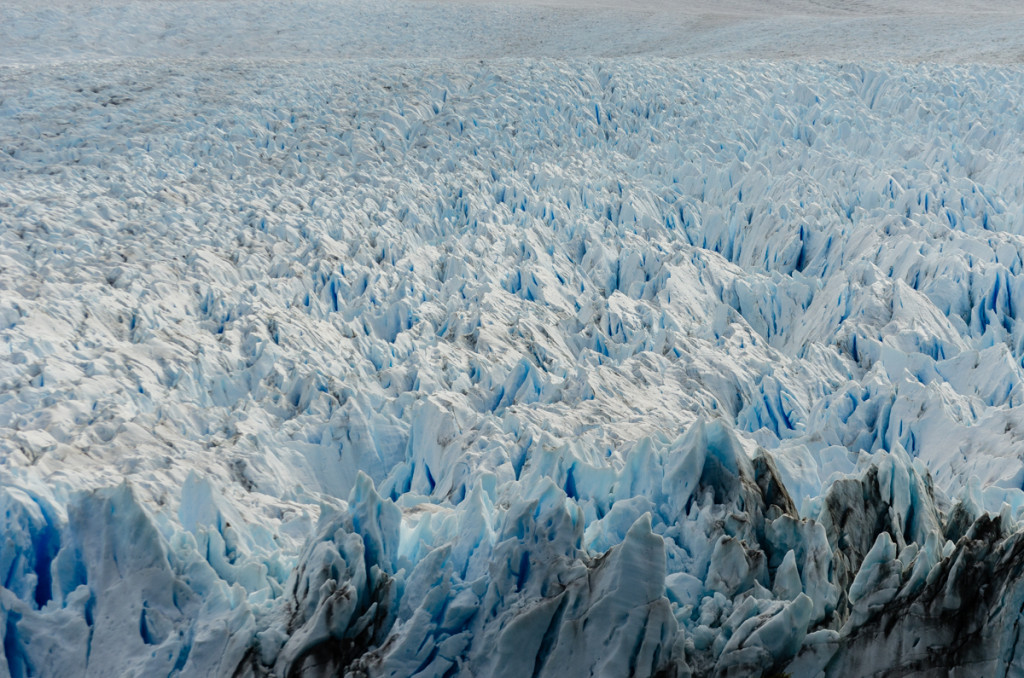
[4,0,1024,65]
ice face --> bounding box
[6,18,1024,676]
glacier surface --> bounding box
[5,3,1024,677]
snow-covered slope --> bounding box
[5,3,1024,677]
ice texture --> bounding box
[6,12,1024,676]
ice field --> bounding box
[5,1,1024,676]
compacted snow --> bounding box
[4,2,1024,677]
[5,0,1024,65]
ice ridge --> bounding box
[5,58,1024,676]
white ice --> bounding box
[4,1,1024,676]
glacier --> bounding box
[6,2,1024,676]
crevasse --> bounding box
[5,58,1024,676]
